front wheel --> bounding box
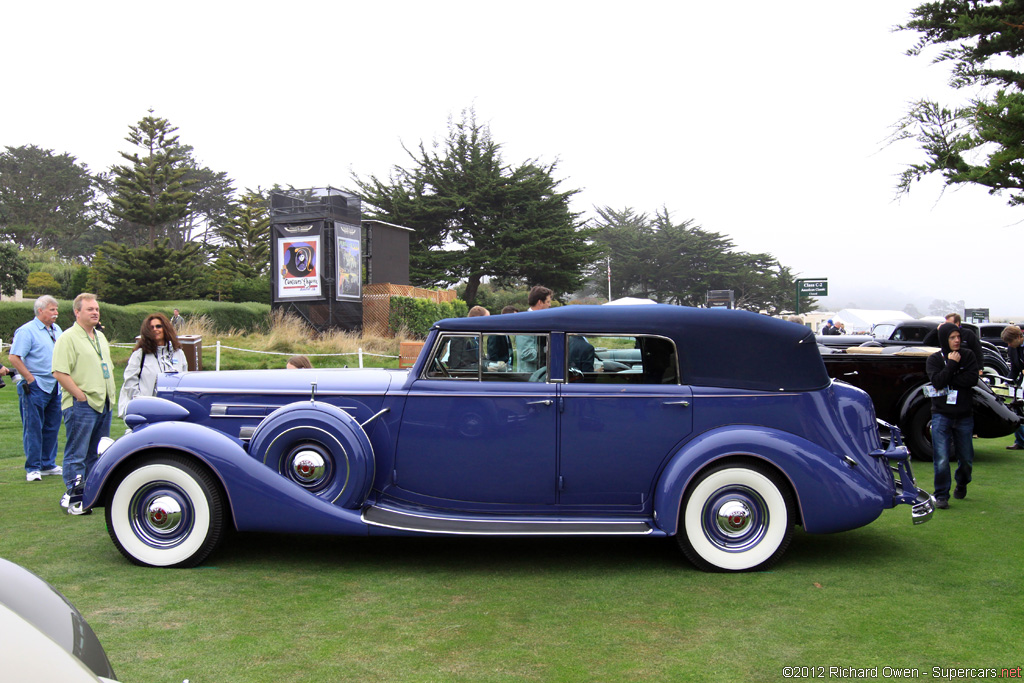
[106,454,226,568]
[677,462,794,572]
[903,402,934,462]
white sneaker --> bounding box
[26,471,42,482]
[60,492,70,509]
[40,466,63,476]
[67,502,91,516]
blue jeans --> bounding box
[1014,424,1024,447]
[17,382,62,473]
[930,412,974,500]
[62,400,111,491]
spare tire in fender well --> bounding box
[247,401,375,509]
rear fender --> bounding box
[84,422,368,536]
[653,425,890,536]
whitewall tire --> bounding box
[677,462,794,572]
[106,455,225,568]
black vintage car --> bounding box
[817,319,1011,378]
[820,346,1022,461]
[967,322,1015,355]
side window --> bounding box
[905,327,928,343]
[512,334,548,379]
[425,334,480,380]
[479,334,548,382]
[873,324,895,340]
[483,333,513,369]
[588,335,678,385]
[566,334,596,381]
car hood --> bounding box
[159,367,404,396]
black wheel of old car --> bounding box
[983,353,1011,389]
[677,461,794,572]
[904,402,934,462]
[248,402,374,509]
[106,453,226,568]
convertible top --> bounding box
[435,304,829,392]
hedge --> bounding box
[140,300,271,334]
[1,299,271,345]
[389,296,469,338]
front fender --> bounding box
[84,422,368,536]
[898,383,930,426]
[653,425,891,536]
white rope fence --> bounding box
[7,340,401,371]
[208,343,398,371]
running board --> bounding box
[362,504,654,536]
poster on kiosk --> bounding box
[276,232,322,299]
[335,221,362,300]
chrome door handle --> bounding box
[527,400,553,406]
[665,400,690,407]
[844,371,858,376]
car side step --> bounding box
[362,504,653,536]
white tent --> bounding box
[835,309,913,334]
[604,297,657,305]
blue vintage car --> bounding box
[85,305,933,572]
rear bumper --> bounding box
[873,419,934,525]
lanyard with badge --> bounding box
[88,331,111,379]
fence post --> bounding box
[358,348,364,368]
[216,341,221,371]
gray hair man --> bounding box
[9,295,64,482]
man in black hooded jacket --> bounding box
[926,322,979,509]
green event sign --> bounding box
[795,278,827,315]
[798,279,828,296]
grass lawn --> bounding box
[1,365,1023,682]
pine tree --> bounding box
[215,190,270,280]
[92,239,207,305]
[108,111,195,246]
[349,109,599,305]
[894,1,1024,204]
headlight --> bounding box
[97,436,115,456]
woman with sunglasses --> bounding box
[118,313,187,417]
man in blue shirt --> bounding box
[9,295,63,482]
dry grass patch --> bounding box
[195,311,404,369]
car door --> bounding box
[558,334,693,508]
[393,332,557,506]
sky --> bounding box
[4,1,1022,318]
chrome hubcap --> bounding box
[715,500,752,537]
[147,495,182,532]
[701,485,768,552]
[291,449,326,484]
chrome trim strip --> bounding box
[209,401,359,417]
[371,506,649,525]
[689,393,798,398]
[181,388,380,396]
[362,504,653,535]
[360,408,390,428]
[362,519,653,536]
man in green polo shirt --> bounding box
[52,292,117,515]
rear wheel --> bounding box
[106,454,225,568]
[677,461,794,572]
